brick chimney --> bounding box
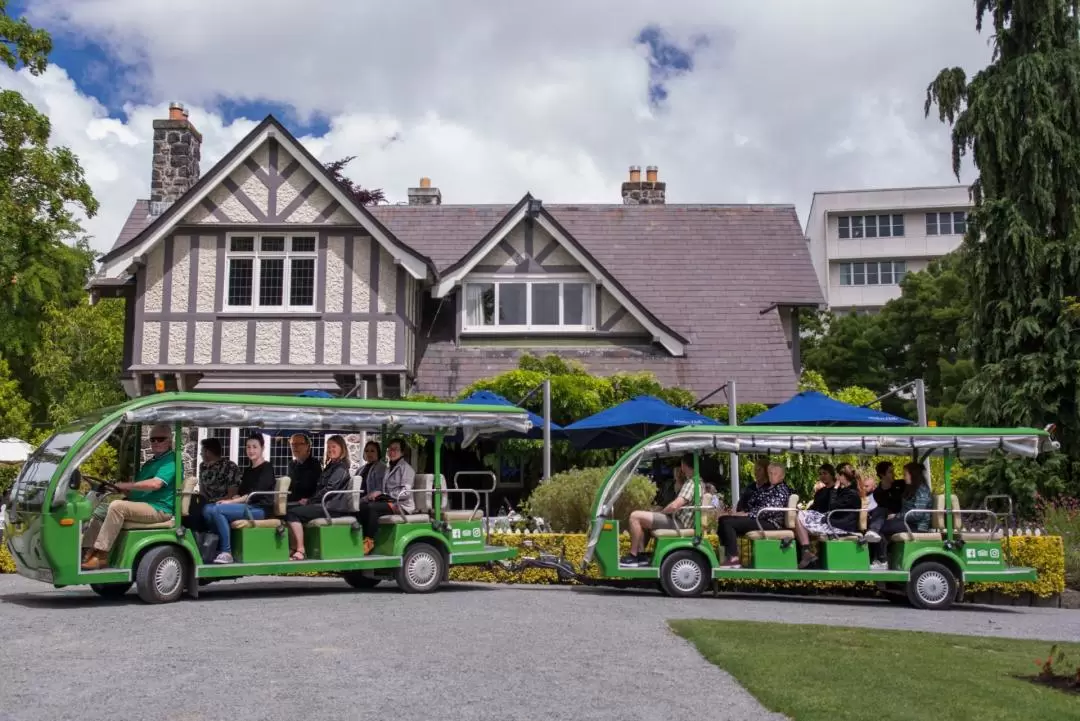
[407,176,442,205]
[150,102,202,215]
[621,164,666,205]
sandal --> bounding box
[289,551,306,561]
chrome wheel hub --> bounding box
[670,559,703,592]
[406,552,439,589]
[916,570,949,604]
[154,557,183,596]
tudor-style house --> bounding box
[91,104,823,423]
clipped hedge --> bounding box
[0,543,13,574]
[448,532,1067,599]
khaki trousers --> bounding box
[83,500,172,553]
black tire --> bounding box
[906,561,957,610]
[342,571,382,589]
[135,545,187,604]
[395,542,444,594]
[90,581,133,599]
[659,549,710,598]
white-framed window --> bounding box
[925,211,968,236]
[461,276,596,332]
[838,214,904,239]
[838,260,908,286]
[225,233,317,312]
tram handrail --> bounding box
[452,471,497,517]
[823,507,864,538]
[318,489,366,522]
[901,508,1000,536]
[240,490,290,522]
[390,487,483,524]
[750,507,793,534]
[981,494,1015,531]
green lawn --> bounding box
[669,620,1080,721]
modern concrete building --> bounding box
[804,185,972,312]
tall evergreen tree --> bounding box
[926,2,1080,467]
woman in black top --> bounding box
[203,435,276,564]
[283,435,353,561]
[794,463,863,568]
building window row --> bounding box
[926,211,968,236]
[838,260,908,286]
[225,233,317,312]
[462,277,596,332]
[838,214,905,239]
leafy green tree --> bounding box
[926,1,1080,452]
[800,310,889,395]
[0,354,30,439]
[32,299,126,426]
[0,4,98,410]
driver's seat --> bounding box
[121,477,194,530]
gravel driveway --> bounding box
[0,575,1075,721]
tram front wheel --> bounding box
[906,561,958,611]
[659,550,710,598]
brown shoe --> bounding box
[363,538,375,555]
[81,551,110,571]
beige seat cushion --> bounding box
[956,531,1003,541]
[746,529,795,541]
[179,477,198,516]
[815,534,861,542]
[653,528,695,538]
[307,516,357,527]
[272,476,291,516]
[123,519,174,530]
[889,532,943,542]
[379,514,431,524]
[444,509,482,521]
[230,518,284,529]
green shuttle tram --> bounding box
[3,392,530,603]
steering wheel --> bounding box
[81,475,121,495]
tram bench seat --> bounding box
[955,531,1003,541]
[122,519,175,530]
[812,534,863,542]
[888,532,943,542]
[654,528,695,538]
[444,509,483,521]
[306,517,358,527]
[379,514,431,524]
[230,518,284,529]
[745,529,795,540]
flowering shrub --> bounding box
[1038,494,1080,589]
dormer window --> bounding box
[461,275,595,332]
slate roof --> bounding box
[107,200,822,404]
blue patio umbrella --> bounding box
[563,395,716,450]
[743,390,912,426]
[455,390,563,441]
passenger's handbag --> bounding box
[195,531,219,564]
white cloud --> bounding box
[10,0,990,252]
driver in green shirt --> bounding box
[82,425,177,570]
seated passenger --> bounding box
[620,454,697,567]
[283,435,354,561]
[869,462,933,567]
[355,438,414,554]
[715,462,793,568]
[184,438,241,532]
[202,435,276,564]
[794,463,862,568]
[736,457,770,512]
[286,433,321,503]
[81,425,177,570]
[808,463,837,509]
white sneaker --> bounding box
[863,531,882,543]
[212,552,234,564]
[870,560,888,571]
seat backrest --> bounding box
[858,496,869,532]
[273,476,291,516]
[931,494,946,530]
[785,494,799,529]
[700,492,717,518]
[412,474,448,513]
[949,493,964,530]
[180,477,197,515]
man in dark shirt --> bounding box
[287,434,321,502]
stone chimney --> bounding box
[407,176,442,205]
[621,164,666,205]
[150,102,202,215]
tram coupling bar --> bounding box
[496,555,580,583]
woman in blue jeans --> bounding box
[203,435,276,564]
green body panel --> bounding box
[233,528,289,563]
[306,525,365,560]
[821,541,870,571]
[748,539,797,570]
[714,567,911,582]
[592,522,718,579]
[447,520,486,553]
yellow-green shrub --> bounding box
[449,532,1067,598]
[0,544,14,574]
[524,467,655,532]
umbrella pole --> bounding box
[542,379,551,482]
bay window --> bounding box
[225,233,317,311]
[462,277,595,331]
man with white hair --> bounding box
[81,424,177,571]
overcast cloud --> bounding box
[8,0,990,252]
